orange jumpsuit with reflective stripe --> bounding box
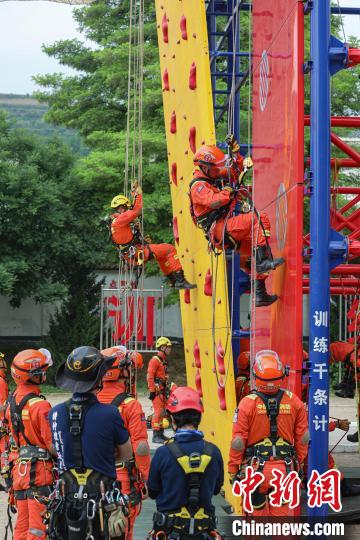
[235,375,251,404]
[110,194,182,276]
[98,382,150,540]
[5,384,53,540]
[147,353,168,431]
[228,390,309,517]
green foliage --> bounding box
[42,272,101,384]
[0,110,107,306]
[33,0,171,250]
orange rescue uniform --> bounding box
[110,194,182,276]
[147,353,168,432]
[5,383,54,540]
[228,390,309,517]
[0,375,9,475]
[98,381,150,540]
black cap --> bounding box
[56,346,113,393]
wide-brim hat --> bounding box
[56,348,115,393]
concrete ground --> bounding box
[1,394,359,538]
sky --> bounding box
[0,0,359,94]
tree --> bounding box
[0,110,107,306]
[33,0,173,249]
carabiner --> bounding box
[18,460,28,477]
[87,499,96,520]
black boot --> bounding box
[255,245,284,275]
[159,428,170,442]
[347,431,359,443]
[255,279,279,308]
[168,270,197,290]
[152,431,165,444]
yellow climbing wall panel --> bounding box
[155,0,239,509]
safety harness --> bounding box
[47,398,128,540]
[244,390,296,474]
[152,441,217,538]
[6,392,53,493]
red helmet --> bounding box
[166,386,203,414]
[253,350,286,394]
[237,351,250,372]
[193,145,228,179]
[130,351,143,370]
[11,348,52,385]
[101,346,129,382]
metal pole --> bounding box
[339,296,342,383]
[161,286,165,336]
[308,0,331,518]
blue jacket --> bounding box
[50,393,129,479]
[148,430,224,513]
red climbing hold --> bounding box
[171,162,177,185]
[163,68,170,91]
[218,384,227,411]
[180,15,188,40]
[193,340,201,368]
[172,217,179,245]
[162,13,168,43]
[170,111,177,134]
[195,370,203,397]
[189,126,196,153]
[184,289,191,304]
[204,269,212,296]
[189,62,197,90]
[216,342,225,375]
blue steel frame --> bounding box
[206,0,251,368]
[308,0,350,518]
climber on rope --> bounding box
[190,136,284,307]
[110,181,196,290]
[98,346,150,540]
[228,350,308,517]
[147,386,224,540]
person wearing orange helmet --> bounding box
[147,387,224,540]
[97,346,150,540]
[228,350,309,517]
[235,351,251,403]
[0,352,9,490]
[190,139,284,307]
[4,349,55,540]
[109,182,196,290]
[147,337,176,444]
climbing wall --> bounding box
[251,0,304,396]
[155,0,238,506]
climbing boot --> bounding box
[168,270,197,290]
[255,279,279,308]
[152,431,164,444]
[159,428,170,442]
[255,245,284,275]
[347,431,359,443]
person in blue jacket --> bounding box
[147,386,224,540]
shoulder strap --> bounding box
[65,398,94,471]
[167,440,214,515]
[111,392,131,408]
[9,392,43,447]
[255,390,284,442]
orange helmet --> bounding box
[11,348,52,385]
[101,346,129,382]
[129,351,143,370]
[193,145,228,179]
[252,350,286,394]
[237,351,250,372]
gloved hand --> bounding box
[131,180,142,196]
[149,392,156,401]
[337,419,350,431]
[226,134,240,153]
[223,185,235,194]
[108,505,128,537]
[243,156,253,170]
